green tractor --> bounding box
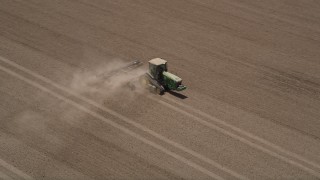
[140,58,187,95]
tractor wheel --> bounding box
[156,87,164,95]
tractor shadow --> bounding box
[167,91,188,99]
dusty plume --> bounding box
[69,60,147,103]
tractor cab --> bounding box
[148,58,167,82]
[142,58,186,94]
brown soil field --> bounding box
[0,0,320,179]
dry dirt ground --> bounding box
[1,0,320,179]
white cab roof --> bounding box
[148,58,167,65]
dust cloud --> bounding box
[69,60,147,103]
[2,59,149,170]
[8,110,65,151]
[11,110,48,134]
[6,59,148,138]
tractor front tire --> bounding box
[156,87,164,95]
